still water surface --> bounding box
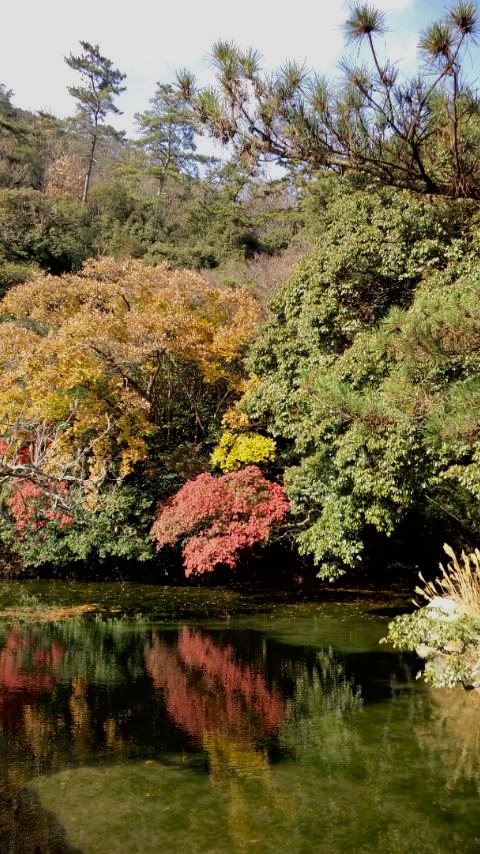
[1,589,480,853]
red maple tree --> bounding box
[151,465,289,575]
[0,439,73,531]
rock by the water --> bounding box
[415,642,438,659]
[425,596,459,621]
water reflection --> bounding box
[0,616,479,853]
[417,686,480,790]
[145,627,284,748]
[0,776,81,854]
[0,629,63,727]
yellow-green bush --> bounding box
[210,431,276,472]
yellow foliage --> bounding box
[202,732,271,781]
[0,258,261,489]
[221,407,251,429]
[210,430,276,472]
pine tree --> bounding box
[178,2,480,199]
[135,83,206,195]
[65,41,126,203]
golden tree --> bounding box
[0,257,260,501]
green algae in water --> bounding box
[1,596,480,853]
[0,580,263,621]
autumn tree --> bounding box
[151,466,289,575]
[0,257,260,501]
[44,156,84,198]
[178,2,480,199]
[65,42,126,203]
[0,257,261,570]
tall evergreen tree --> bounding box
[135,83,206,195]
[65,42,126,203]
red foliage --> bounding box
[144,628,284,746]
[0,436,73,531]
[0,630,64,725]
[7,480,73,532]
[151,465,289,575]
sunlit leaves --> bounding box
[151,466,289,575]
[210,431,276,471]
[0,257,261,496]
[235,184,474,577]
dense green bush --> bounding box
[0,188,94,273]
[0,478,180,575]
[239,185,480,577]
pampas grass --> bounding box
[415,543,480,620]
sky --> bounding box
[0,0,469,138]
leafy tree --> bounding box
[0,257,260,507]
[0,188,94,273]
[210,430,276,471]
[178,2,480,199]
[0,85,26,183]
[0,257,261,572]
[0,479,171,570]
[151,465,289,575]
[279,253,480,578]
[0,87,60,190]
[233,184,473,577]
[65,42,126,203]
[135,83,207,195]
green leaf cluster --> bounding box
[383,608,480,688]
[0,480,177,570]
[239,184,480,577]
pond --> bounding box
[0,584,479,853]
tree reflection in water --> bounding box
[0,629,63,727]
[0,775,82,854]
[145,627,284,749]
[416,686,480,791]
[144,628,366,850]
[1,619,480,853]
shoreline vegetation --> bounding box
[2,3,480,685]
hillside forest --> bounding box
[2,3,480,584]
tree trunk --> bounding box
[82,131,97,204]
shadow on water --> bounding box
[0,606,479,853]
[0,776,83,854]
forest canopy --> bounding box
[1,3,480,582]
